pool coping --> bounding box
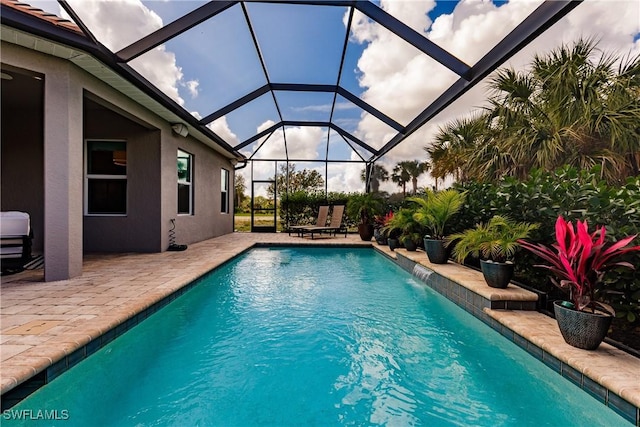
[375,244,640,426]
[1,233,639,425]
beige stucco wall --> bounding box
[1,41,236,278]
[83,103,163,252]
[168,135,234,247]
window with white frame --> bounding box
[221,168,229,214]
[85,140,127,215]
[177,149,193,215]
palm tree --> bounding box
[391,164,411,196]
[487,38,640,182]
[427,38,640,183]
[425,114,488,182]
[401,160,430,194]
[360,164,389,193]
[409,189,466,240]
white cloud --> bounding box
[185,80,199,99]
[245,122,325,161]
[293,102,356,113]
[64,0,186,105]
[327,161,366,193]
[209,116,240,147]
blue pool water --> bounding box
[5,248,629,426]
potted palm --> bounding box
[380,208,423,251]
[518,216,640,350]
[347,193,383,241]
[447,216,538,288]
[409,189,466,264]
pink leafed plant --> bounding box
[518,216,640,313]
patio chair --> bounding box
[288,205,329,237]
[1,211,33,274]
[300,205,347,239]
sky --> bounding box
[29,0,640,195]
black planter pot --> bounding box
[423,238,449,264]
[374,229,387,245]
[388,238,400,251]
[480,260,514,289]
[553,301,612,350]
[357,223,374,241]
[403,239,418,252]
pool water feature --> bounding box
[5,247,629,426]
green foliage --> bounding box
[519,216,639,313]
[234,174,247,213]
[380,208,423,242]
[391,164,411,196]
[453,166,640,325]
[346,193,384,225]
[409,189,466,240]
[268,163,325,197]
[360,164,389,193]
[279,191,349,228]
[448,215,538,263]
[428,38,640,183]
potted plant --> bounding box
[372,213,390,245]
[400,232,422,252]
[447,216,538,288]
[409,189,466,264]
[380,208,423,251]
[398,206,424,251]
[347,193,383,241]
[518,216,640,350]
[380,211,401,250]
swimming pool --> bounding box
[4,247,629,426]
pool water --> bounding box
[5,248,629,426]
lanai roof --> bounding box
[2,0,581,167]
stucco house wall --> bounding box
[1,40,238,280]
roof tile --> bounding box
[1,0,83,35]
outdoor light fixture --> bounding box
[171,123,188,137]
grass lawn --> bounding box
[234,213,282,232]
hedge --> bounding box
[452,166,640,323]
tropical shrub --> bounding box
[409,189,466,240]
[380,207,423,244]
[346,193,384,226]
[519,216,640,313]
[448,216,538,264]
[452,166,640,325]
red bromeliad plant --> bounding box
[518,216,640,313]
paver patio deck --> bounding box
[1,232,639,423]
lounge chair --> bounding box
[300,205,347,239]
[288,205,329,236]
[1,211,33,274]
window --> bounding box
[85,140,127,215]
[221,168,229,213]
[178,149,193,214]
